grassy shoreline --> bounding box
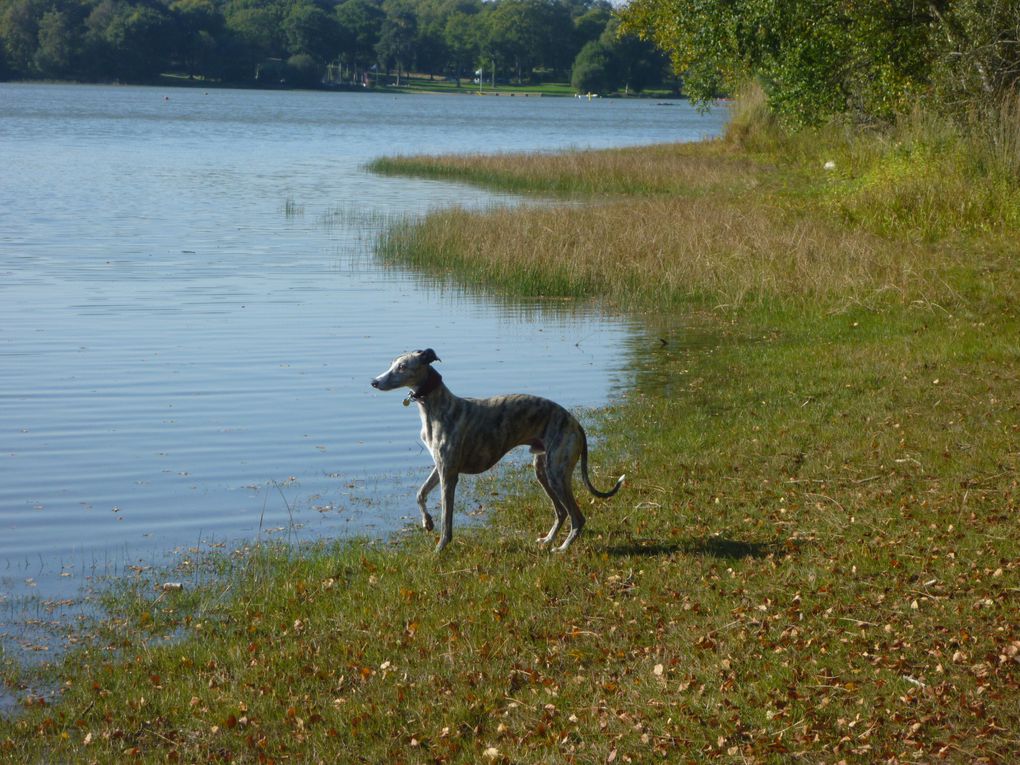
[3,116,1019,762]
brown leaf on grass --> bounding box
[695,635,718,650]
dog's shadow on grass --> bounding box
[605,536,794,560]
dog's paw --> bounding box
[422,514,434,531]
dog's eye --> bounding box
[397,363,406,372]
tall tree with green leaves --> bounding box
[572,1,611,50]
[375,0,417,84]
[284,2,340,63]
[1,0,45,76]
[600,16,664,94]
[85,1,174,81]
[170,0,223,79]
[443,5,480,85]
[224,0,290,73]
[570,38,614,93]
[335,0,384,81]
[33,8,78,77]
[485,0,573,83]
[618,0,941,124]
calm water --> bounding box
[0,84,726,655]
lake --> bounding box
[0,83,727,656]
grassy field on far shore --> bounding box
[379,76,577,97]
[2,98,1018,763]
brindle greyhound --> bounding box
[371,349,624,552]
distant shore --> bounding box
[2,73,684,100]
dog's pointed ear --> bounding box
[420,348,440,364]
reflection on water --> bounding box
[0,84,726,663]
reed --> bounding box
[369,141,759,198]
[722,80,782,151]
[376,92,1020,308]
[968,88,1020,181]
[378,193,939,309]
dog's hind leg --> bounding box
[544,441,586,552]
[533,453,567,546]
[551,477,585,552]
[416,467,439,531]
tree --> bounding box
[485,0,573,83]
[375,1,417,84]
[284,3,340,64]
[413,26,447,79]
[600,17,664,95]
[930,0,1020,109]
[34,9,77,77]
[84,1,175,81]
[117,5,174,80]
[571,39,614,93]
[170,0,223,79]
[443,9,479,85]
[535,0,577,77]
[618,0,942,124]
[335,0,384,81]
[1,0,45,76]
[573,2,611,50]
[224,0,289,66]
[286,52,319,86]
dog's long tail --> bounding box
[579,433,625,499]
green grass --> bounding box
[2,101,1019,762]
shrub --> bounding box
[286,53,320,88]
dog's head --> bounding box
[370,348,440,391]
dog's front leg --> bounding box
[435,468,458,553]
[416,467,439,531]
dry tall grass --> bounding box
[381,195,937,308]
[371,141,760,197]
[722,80,780,150]
[973,88,1020,180]
[376,86,1020,310]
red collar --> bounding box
[410,368,443,401]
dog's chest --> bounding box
[417,405,438,456]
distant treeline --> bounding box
[0,0,670,92]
